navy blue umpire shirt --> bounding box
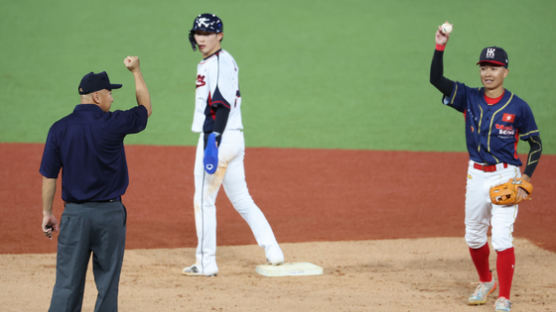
[40,104,148,203]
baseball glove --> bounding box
[490,177,533,205]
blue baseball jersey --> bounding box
[443,82,539,166]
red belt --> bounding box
[473,162,508,172]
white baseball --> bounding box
[441,22,453,35]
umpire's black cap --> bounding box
[477,46,509,68]
[78,71,122,95]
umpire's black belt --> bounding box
[66,197,121,204]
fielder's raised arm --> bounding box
[124,56,152,116]
[430,22,455,98]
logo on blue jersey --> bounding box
[502,113,515,123]
[496,124,515,136]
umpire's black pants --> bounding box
[49,201,127,312]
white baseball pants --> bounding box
[464,161,520,251]
[192,130,283,274]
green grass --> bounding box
[1,0,555,154]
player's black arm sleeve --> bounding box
[211,86,231,134]
[430,49,455,97]
[523,135,542,177]
[213,105,230,134]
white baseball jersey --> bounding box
[186,49,283,275]
[192,49,243,133]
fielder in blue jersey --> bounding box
[430,23,542,312]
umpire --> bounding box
[40,56,151,311]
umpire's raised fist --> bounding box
[124,56,140,71]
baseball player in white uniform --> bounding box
[183,13,284,276]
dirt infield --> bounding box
[2,239,555,311]
[0,143,555,311]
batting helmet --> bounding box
[188,13,223,51]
